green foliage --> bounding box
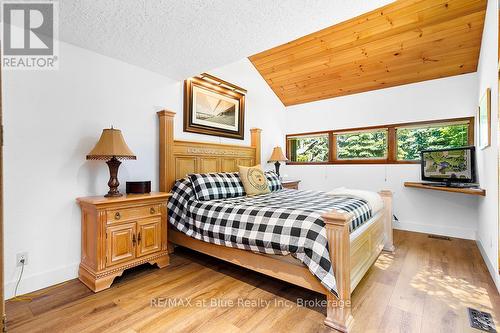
[290,136,328,162]
[337,130,387,159]
[397,124,468,160]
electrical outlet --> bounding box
[16,252,28,267]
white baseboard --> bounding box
[4,262,79,300]
[476,239,500,293]
[393,220,476,240]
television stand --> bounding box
[404,182,485,196]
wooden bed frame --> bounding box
[158,110,394,332]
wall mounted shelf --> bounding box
[404,182,486,196]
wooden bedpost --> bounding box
[379,190,395,253]
[250,128,262,165]
[322,210,354,333]
[158,110,176,193]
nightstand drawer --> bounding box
[106,204,161,224]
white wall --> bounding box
[475,0,499,291]
[3,43,285,298]
[284,73,480,240]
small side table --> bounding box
[76,192,171,292]
[282,179,301,190]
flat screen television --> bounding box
[420,146,476,185]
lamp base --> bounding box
[105,157,123,197]
[274,161,281,177]
[104,192,123,198]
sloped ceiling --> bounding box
[249,0,487,106]
[58,0,394,81]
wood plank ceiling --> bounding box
[249,0,487,106]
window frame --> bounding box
[286,132,331,164]
[285,117,474,165]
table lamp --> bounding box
[86,127,136,197]
[268,146,288,177]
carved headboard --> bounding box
[158,110,262,192]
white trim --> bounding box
[476,239,500,293]
[393,220,476,240]
[4,262,79,300]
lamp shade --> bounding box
[268,146,288,162]
[86,128,136,160]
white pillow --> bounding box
[327,187,384,214]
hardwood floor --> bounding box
[5,230,500,332]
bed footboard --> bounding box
[322,211,354,332]
[322,190,393,332]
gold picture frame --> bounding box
[478,88,491,150]
[184,73,246,140]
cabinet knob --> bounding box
[150,207,156,214]
[114,212,121,220]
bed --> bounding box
[158,110,394,332]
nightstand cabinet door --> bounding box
[137,217,161,257]
[106,222,136,266]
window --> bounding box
[286,117,473,164]
[287,133,329,163]
[337,130,387,160]
[396,122,470,161]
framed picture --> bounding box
[184,73,246,140]
[478,88,491,149]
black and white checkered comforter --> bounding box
[168,178,372,296]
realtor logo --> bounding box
[2,1,59,70]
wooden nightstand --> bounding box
[76,192,171,292]
[282,180,301,190]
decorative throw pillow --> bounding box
[188,172,246,201]
[265,170,283,191]
[238,165,271,196]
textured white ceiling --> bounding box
[59,0,394,80]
